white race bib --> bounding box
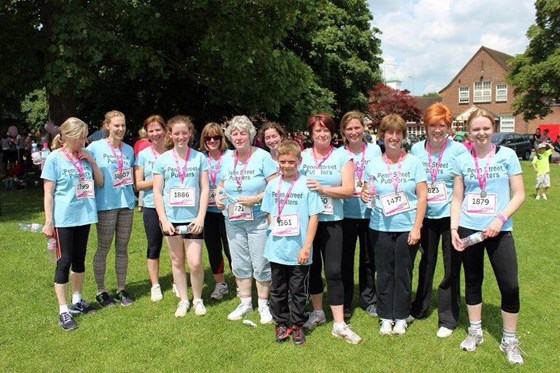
[427,181,447,203]
[320,195,333,215]
[272,214,300,236]
[113,167,133,187]
[466,192,497,214]
[379,191,411,216]
[227,202,253,221]
[76,179,94,199]
[169,187,195,206]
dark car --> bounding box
[491,132,532,160]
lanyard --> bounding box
[276,173,299,220]
[234,148,252,192]
[383,151,404,193]
[312,145,334,170]
[346,142,366,182]
[426,138,447,185]
[172,147,191,184]
[207,151,223,187]
[149,145,161,160]
[472,145,495,196]
[106,139,124,172]
[61,147,85,179]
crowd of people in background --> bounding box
[4,103,533,365]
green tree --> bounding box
[508,0,560,121]
[21,88,48,132]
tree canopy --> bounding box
[0,0,382,132]
[366,83,421,128]
[507,0,560,121]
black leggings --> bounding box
[309,221,344,306]
[204,211,232,275]
[459,227,520,313]
[143,208,163,260]
[54,225,91,284]
[341,218,376,310]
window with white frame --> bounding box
[458,87,469,103]
[473,81,492,103]
[496,84,508,102]
[499,115,515,132]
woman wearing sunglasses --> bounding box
[198,123,232,300]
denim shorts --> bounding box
[225,215,271,282]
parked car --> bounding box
[491,132,532,160]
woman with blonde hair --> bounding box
[198,122,232,300]
[87,110,136,307]
[41,117,103,330]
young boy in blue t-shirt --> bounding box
[261,140,323,345]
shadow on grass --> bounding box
[0,189,44,222]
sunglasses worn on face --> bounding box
[205,135,221,142]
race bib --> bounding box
[353,178,363,197]
[427,181,447,203]
[466,192,497,214]
[227,202,253,221]
[208,188,216,206]
[113,167,133,187]
[76,179,94,199]
[272,214,300,237]
[320,195,333,215]
[379,191,411,216]
[169,187,195,206]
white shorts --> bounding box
[536,173,550,188]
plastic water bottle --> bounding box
[366,176,376,209]
[46,237,58,262]
[31,142,42,165]
[18,222,44,233]
[40,142,51,162]
[175,225,191,234]
[461,231,485,248]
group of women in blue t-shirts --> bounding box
[41,103,524,364]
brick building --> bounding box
[438,46,560,135]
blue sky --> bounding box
[367,0,536,95]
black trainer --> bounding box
[69,299,95,314]
[275,324,291,343]
[96,292,115,307]
[115,289,134,306]
[291,325,306,345]
[59,312,78,331]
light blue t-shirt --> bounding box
[205,149,232,214]
[86,140,135,211]
[261,174,324,265]
[153,148,209,223]
[41,149,98,227]
[410,139,468,219]
[300,147,351,222]
[339,142,382,219]
[135,146,159,208]
[363,154,427,232]
[218,147,277,222]
[453,146,522,231]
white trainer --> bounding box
[172,283,180,298]
[210,282,229,300]
[332,322,362,344]
[393,319,408,335]
[380,319,393,335]
[227,302,252,320]
[175,300,190,317]
[193,299,207,316]
[151,284,163,302]
[258,304,273,324]
[437,326,453,338]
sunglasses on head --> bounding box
[204,135,221,142]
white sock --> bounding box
[258,298,268,308]
[240,296,252,306]
[333,321,346,329]
[470,320,482,330]
[59,304,69,314]
[72,292,82,304]
[313,309,325,317]
[151,283,160,289]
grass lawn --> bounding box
[1,161,559,372]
